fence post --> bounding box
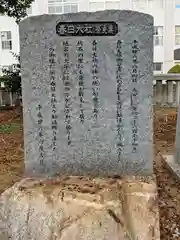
[0,90,2,106]
[156,80,162,104]
[176,81,180,105]
[167,80,174,105]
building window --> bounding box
[176,0,180,8]
[89,2,104,11]
[0,65,13,77]
[154,26,163,46]
[105,1,121,9]
[147,0,153,8]
[48,0,78,14]
[132,0,139,9]
[48,5,62,13]
[158,0,164,8]
[2,65,13,73]
[133,0,163,9]
[0,31,12,50]
[175,26,180,45]
[153,62,162,71]
[27,5,32,15]
[64,4,78,13]
[132,0,147,9]
[89,0,121,11]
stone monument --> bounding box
[19,10,154,177]
[0,10,160,240]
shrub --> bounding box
[168,65,180,73]
[0,53,21,95]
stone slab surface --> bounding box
[19,10,154,177]
[0,176,160,240]
[163,154,180,181]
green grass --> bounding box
[0,123,20,133]
[0,106,14,111]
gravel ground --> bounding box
[0,107,180,239]
[154,108,180,239]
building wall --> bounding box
[0,15,19,73]
[0,0,179,74]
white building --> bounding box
[0,0,180,75]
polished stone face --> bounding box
[19,10,154,177]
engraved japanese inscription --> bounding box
[63,41,72,145]
[56,22,118,36]
[20,10,153,177]
[49,47,58,152]
[92,40,99,122]
[131,40,139,153]
[36,104,44,165]
[76,40,85,123]
[116,40,124,161]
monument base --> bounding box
[0,176,160,240]
[163,154,180,180]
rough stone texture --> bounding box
[163,154,180,181]
[19,10,154,177]
[175,104,180,165]
[0,176,160,240]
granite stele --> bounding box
[19,10,154,177]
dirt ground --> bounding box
[0,107,180,239]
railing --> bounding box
[153,74,180,107]
[0,89,17,107]
[1,74,180,107]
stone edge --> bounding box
[19,9,154,25]
[163,154,180,181]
